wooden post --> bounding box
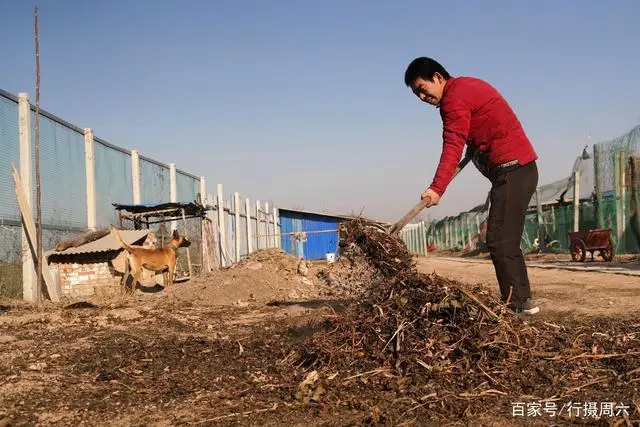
[34,7,43,303]
[18,93,37,302]
[131,150,141,204]
[83,128,97,230]
[181,208,192,277]
[216,184,227,267]
[245,198,253,254]
[234,192,241,262]
[573,170,580,232]
[12,165,59,301]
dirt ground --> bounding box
[417,254,640,320]
[1,248,639,426]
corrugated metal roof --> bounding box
[278,208,386,224]
[278,207,352,220]
[46,230,149,257]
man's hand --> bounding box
[421,188,440,208]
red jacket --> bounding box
[429,76,538,196]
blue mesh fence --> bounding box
[139,158,171,204]
[32,111,87,230]
[94,140,133,227]
[176,171,200,203]
[0,94,20,223]
[1,89,209,298]
[595,125,640,194]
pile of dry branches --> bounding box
[302,218,639,422]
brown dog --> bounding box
[111,227,191,292]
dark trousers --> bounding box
[485,161,538,307]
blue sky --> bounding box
[2,0,639,222]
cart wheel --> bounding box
[601,238,614,262]
[570,239,586,262]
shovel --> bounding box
[387,156,472,235]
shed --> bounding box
[278,208,386,261]
[278,208,348,260]
[112,201,212,278]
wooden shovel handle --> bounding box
[388,156,471,235]
[388,198,430,235]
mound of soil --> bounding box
[158,248,364,308]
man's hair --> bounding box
[404,57,451,86]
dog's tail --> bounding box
[111,226,134,254]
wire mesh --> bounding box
[32,112,87,229]
[176,171,199,204]
[0,95,20,222]
[595,125,640,195]
[140,159,170,204]
[95,141,132,227]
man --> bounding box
[404,57,539,315]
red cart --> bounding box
[568,228,614,262]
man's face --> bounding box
[409,74,445,106]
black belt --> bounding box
[488,159,520,181]
[495,159,519,169]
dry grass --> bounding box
[0,262,21,299]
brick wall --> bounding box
[51,261,120,298]
[48,233,164,298]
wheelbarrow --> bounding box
[568,228,614,262]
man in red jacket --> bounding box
[404,57,540,315]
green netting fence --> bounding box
[403,125,640,257]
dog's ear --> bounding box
[172,229,179,239]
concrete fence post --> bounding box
[18,93,37,302]
[83,128,96,230]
